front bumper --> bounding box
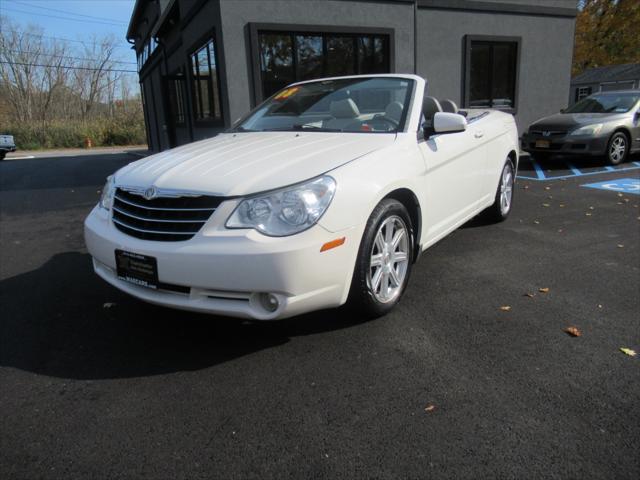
[521,132,608,156]
[84,204,361,320]
[0,146,16,152]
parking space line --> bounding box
[531,158,546,180]
[517,163,640,181]
[566,162,583,176]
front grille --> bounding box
[529,130,567,137]
[112,188,223,241]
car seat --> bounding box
[322,99,361,130]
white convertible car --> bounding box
[85,74,518,320]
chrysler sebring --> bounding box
[85,74,519,320]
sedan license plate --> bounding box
[535,139,551,148]
[115,250,158,289]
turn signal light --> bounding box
[320,237,346,252]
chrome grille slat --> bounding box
[114,192,215,211]
[112,205,210,223]
[112,188,223,242]
[112,217,201,235]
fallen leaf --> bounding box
[598,304,603,309]
[542,203,550,207]
[620,348,637,357]
[558,229,563,233]
[589,206,595,210]
[539,287,550,293]
[524,293,535,298]
[617,193,623,197]
[617,202,624,205]
[624,198,629,203]
[424,404,436,412]
[103,302,116,309]
[534,220,540,224]
[544,186,551,190]
[585,213,592,216]
[564,326,581,337]
[617,244,624,248]
[523,185,529,190]
[500,306,512,311]
[559,204,565,208]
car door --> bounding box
[417,119,487,245]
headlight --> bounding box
[226,176,336,236]
[570,124,603,136]
[99,176,116,210]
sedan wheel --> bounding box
[368,215,410,304]
[483,157,515,222]
[349,199,413,318]
[607,132,628,165]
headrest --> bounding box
[441,99,459,114]
[385,101,404,123]
[330,99,360,119]
[422,96,442,120]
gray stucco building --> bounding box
[127,0,577,152]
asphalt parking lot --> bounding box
[1,152,639,479]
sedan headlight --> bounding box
[226,176,336,236]
[570,124,603,136]
[99,176,116,210]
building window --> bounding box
[190,37,222,123]
[465,36,519,110]
[257,29,391,99]
[575,86,592,102]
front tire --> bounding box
[483,157,515,222]
[348,199,413,318]
[0,151,6,161]
[606,132,629,165]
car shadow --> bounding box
[0,252,370,380]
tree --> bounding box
[573,0,640,76]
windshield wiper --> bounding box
[262,125,342,132]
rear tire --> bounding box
[483,157,515,223]
[348,199,413,318]
[606,132,629,165]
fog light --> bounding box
[259,293,279,313]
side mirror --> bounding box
[433,112,467,134]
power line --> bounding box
[7,0,128,25]
[2,29,133,50]
[1,60,137,73]
[1,7,128,27]
[5,49,136,65]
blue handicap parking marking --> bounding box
[581,177,640,195]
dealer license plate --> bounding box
[115,250,158,289]
[535,140,551,148]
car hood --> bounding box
[529,112,628,131]
[116,132,396,196]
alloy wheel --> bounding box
[367,215,410,303]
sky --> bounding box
[0,0,138,72]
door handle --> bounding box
[474,130,484,139]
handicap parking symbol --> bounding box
[581,178,640,195]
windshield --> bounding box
[566,93,640,114]
[236,77,414,133]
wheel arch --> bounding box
[382,188,422,263]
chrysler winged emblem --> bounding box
[143,186,157,200]
[542,131,551,137]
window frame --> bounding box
[187,32,224,126]
[249,23,395,105]
[463,35,521,114]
